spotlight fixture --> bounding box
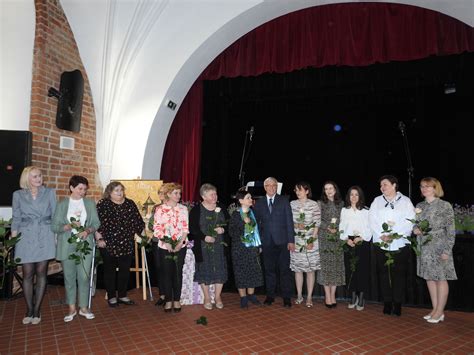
[444,83,456,94]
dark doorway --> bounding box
[202,52,473,206]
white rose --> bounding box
[215,207,221,213]
[331,218,337,224]
[76,237,81,243]
[134,235,142,243]
[300,208,304,214]
[415,208,422,214]
[353,230,360,236]
[387,220,396,227]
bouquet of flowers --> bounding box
[241,210,257,245]
[205,207,227,252]
[374,221,404,286]
[407,208,432,256]
[135,233,152,252]
[67,212,92,278]
[159,228,183,263]
[295,209,317,252]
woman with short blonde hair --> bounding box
[11,166,56,325]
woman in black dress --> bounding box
[189,183,229,310]
[96,182,144,307]
[229,190,264,308]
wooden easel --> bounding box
[129,236,149,300]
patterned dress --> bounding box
[194,206,228,285]
[416,198,457,281]
[96,198,144,257]
[290,199,321,272]
[229,210,264,289]
[317,200,345,286]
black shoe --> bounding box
[325,303,333,309]
[155,297,165,306]
[173,307,182,313]
[108,300,119,308]
[263,296,275,306]
[164,307,172,313]
[332,303,337,308]
[283,298,292,308]
[118,297,135,305]
[240,296,248,309]
[393,302,402,316]
[247,294,261,306]
[383,302,392,315]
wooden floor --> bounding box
[1,286,473,354]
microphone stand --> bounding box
[238,131,249,188]
[399,121,414,200]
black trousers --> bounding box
[375,245,410,303]
[151,242,164,294]
[345,240,371,294]
[158,247,186,302]
[262,240,293,299]
[100,249,132,299]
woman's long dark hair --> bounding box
[320,180,342,204]
[344,185,365,210]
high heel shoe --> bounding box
[240,296,248,309]
[295,296,304,305]
[423,314,432,320]
[164,302,173,313]
[427,314,445,323]
[325,303,333,308]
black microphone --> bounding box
[249,126,255,141]
[398,121,406,134]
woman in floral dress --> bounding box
[290,182,321,308]
[153,182,189,312]
[317,181,345,308]
[413,177,457,324]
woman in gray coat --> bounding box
[11,166,57,325]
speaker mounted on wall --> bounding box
[0,130,33,206]
[48,69,84,133]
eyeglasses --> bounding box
[420,185,432,189]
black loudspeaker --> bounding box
[54,69,84,132]
[0,130,33,206]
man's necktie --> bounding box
[269,198,273,213]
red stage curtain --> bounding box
[161,3,474,201]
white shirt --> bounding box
[339,207,371,241]
[369,192,415,251]
[67,198,87,234]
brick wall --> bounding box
[17,0,102,282]
[30,0,102,201]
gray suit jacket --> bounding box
[11,186,57,263]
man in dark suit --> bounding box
[253,177,295,307]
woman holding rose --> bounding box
[317,181,345,308]
[153,182,189,312]
[52,175,100,322]
[229,189,264,308]
[339,186,371,311]
[414,177,456,323]
[369,175,415,316]
[290,182,321,308]
[96,182,144,307]
[189,183,229,310]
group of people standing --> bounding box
[12,167,144,324]
[11,166,457,326]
